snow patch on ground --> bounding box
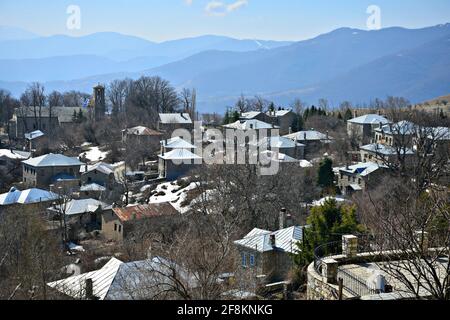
[148,181,200,214]
[80,146,110,162]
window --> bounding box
[118,225,122,233]
[241,252,247,267]
[249,254,255,266]
[114,223,117,231]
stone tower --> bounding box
[93,83,106,121]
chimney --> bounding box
[326,130,329,140]
[288,127,292,135]
[354,110,357,118]
[270,234,276,247]
[279,207,287,229]
[85,278,94,300]
[286,213,293,227]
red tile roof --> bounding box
[113,203,178,222]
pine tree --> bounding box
[317,157,334,188]
[344,108,353,121]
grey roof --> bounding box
[223,119,278,130]
[375,121,417,135]
[82,162,115,175]
[106,256,198,300]
[234,226,304,253]
[48,198,111,216]
[360,143,415,156]
[259,150,299,163]
[0,187,59,206]
[159,113,192,124]
[240,111,262,120]
[284,130,332,142]
[266,109,292,117]
[250,136,300,149]
[348,114,390,125]
[22,153,84,167]
[47,258,123,300]
[158,149,202,161]
[336,162,387,177]
[15,106,85,123]
[80,183,107,192]
[161,137,197,149]
[0,149,31,160]
[25,130,45,140]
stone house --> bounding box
[158,137,203,180]
[47,198,112,240]
[266,110,298,135]
[284,130,333,159]
[234,211,305,283]
[122,126,163,150]
[334,162,387,196]
[0,149,30,177]
[359,143,415,167]
[102,203,178,242]
[24,130,45,151]
[373,121,416,147]
[157,113,193,135]
[347,114,390,145]
[22,153,84,189]
[9,106,85,139]
[0,187,59,214]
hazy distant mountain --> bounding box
[0,26,39,41]
[0,32,292,81]
[0,24,449,112]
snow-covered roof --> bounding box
[80,183,106,192]
[240,111,262,120]
[336,162,387,177]
[0,187,59,206]
[375,121,416,135]
[106,256,198,300]
[82,162,115,175]
[158,149,202,161]
[159,113,192,124]
[24,130,45,140]
[48,199,111,216]
[161,137,197,149]
[360,143,415,156]
[223,119,277,130]
[124,126,162,136]
[234,226,304,254]
[0,149,31,160]
[428,126,450,140]
[284,130,332,142]
[348,114,390,125]
[23,153,84,167]
[47,257,123,300]
[259,150,299,163]
[250,136,301,149]
[267,109,292,117]
[299,160,313,168]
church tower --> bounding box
[93,83,106,121]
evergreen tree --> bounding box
[337,112,343,120]
[223,110,230,124]
[317,157,334,189]
[344,108,353,121]
[72,110,77,123]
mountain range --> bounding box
[0,24,449,113]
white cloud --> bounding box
[205,0,248,16]
[184,0,193,5]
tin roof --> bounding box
[158,148,202,160]
[124,126,163,136]
[22,153,84,167]
[0,187,59,206]
[113,203,178,222]
[234,226,304,253]
[159,113,192,124]
[348,114,390,125]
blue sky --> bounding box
[1,0,450,41]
